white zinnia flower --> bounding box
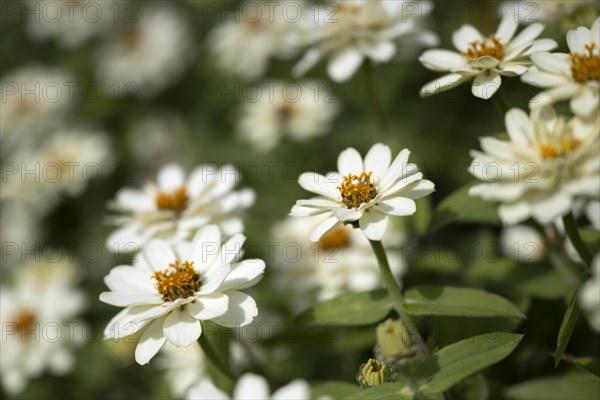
[208,1,301,81]
[500,225,545,262]
[187,373,311,400]
[236,81,340,152]
[419,11,557,99]
[0,258,86,394]
[105,163,255,252]
[100,225,265,365]
[522,18,599,117]
[272,216,405,312]
[579,254,600,332]
[469,107,600,225]
[157,342,206,397]
[290,143,435,241]
[293,0,438,82]
[95,5,194,98]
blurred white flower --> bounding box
[208,1,301,81]
[579,254,600,332]
[157,342,206,397]
[293,0,438,82]
[0,200,41,265]
[523,18,599,117]
[0,65,74,149]
[419,11,556,99]
[105,163,254,252]
[0,258,86,394]
[586,199,600,230]
[502,0,598,23]
[187,373,311,400]
[272,216,405,312]
[100,225,265,365]
[95,5,194,98]
[469,107,600,225]
[500,225,545,262]
[290,143,435,241]
[25,0,115,47]
[236,81,340,152]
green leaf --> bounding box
[428,184,500,233]
[555,284,582,367]
[413,332,523,394]
[562,355,600,377]
[311,381,361,399]
[347,383,412,400]
[297,289,392,326]
[504,372,600,400]
[403,286,526,319]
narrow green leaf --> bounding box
[297,289,392,326]
[347,383,412,400]
[413,332,523,394]
[311,381,361,399]
[562,355,600,377]
[555,284,582,367]
[404,286,526,319]
[428,184,500,233]
[504,372,600,400]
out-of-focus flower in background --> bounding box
[271,216,404,312]
[293,0,438,82]
[500,225,546,263]
[502,0,598,24]
[579,254,600,332]
[0,258,86,394]
[236,80,340,153]
[469,107,600,225]
[105,163,255,252]
[156,342,206,398]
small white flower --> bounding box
[187,373,311,400]
[208,1,301,81]
[579,254,600,332]
[156,342,206,397]
[105,163,254,252]
[293,0,438,82]
[95,5,194,98]
[100,225,265,365]
[290,143,435,241]
[522,18,599,117]
[0,258,86,394]
[500,225,545,262]
[469,107,600,225]
[272,216,405,311]
[236,81,340,152]
[419,11,556,99]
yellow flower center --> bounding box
[337,172,378,209]
[152,260,201,302]
[319,226,351,250]
[464,36,505,60]
[570,43,600,83]
[539,139,582,159]
[155,187,189,214]
[11,311,36,335]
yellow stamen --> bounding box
[156,187,189,214]
[464,36,505,60]
[152,260,201,302]
[12,311,36,334]
[337,172,378,209]
[319,226,351,250]
[570,43,600,83]
[539,139,581,159]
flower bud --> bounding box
[375,318,413,362]
[356,358,393,388]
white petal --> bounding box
[292,48,322,78]
[290,203,332,217]
[219,259,265,291]
[309,215,342,242]
[522,67,570,88]
[327,48,364,82]
[359,210,389,241]
[337,147,364,176]
[531,193,572,225]
[380,149,411,189]
[103,266,155,293]
[467,56,500,70]
[187,381,229,400]
[401,179,436,199]
[375,197,417,216]
[570,87,599,117]
[530,52,571,75]
[521,38,557,56]
[498,202,531,225]
[189,225,222,266]
[364,143,392,177]
[298,172,340,200]
[198,263,231,295]
[233,373,270,400]
[420,73,471,96]
[363,41,396,62]
[509,23,544,50]
[453,24,484,52]
[419,49,467,72]
[333,207,363,221]
[211,291,258,327]
[163,308,202,348]
[103,306,152,339]
[157,164,186,192]
[115,188,154,211]
[505,108,533,144]
[187,293,229,320]
[499,62,529,76]
[143,240,177,270]
[220,233,246,265]
[529,85,581,109]
[472,72,502,99]
[496,12,519,43]
[135,316,167,365]
[272,380,312,400]
[99,291,162,307]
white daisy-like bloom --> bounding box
[290,143,435,241]
[100,225,265,365]
[208,1,302,81]
[0,65,74,148]
[187,373,311,400]
[236,81,340,152]
[0,258,86,394]
[105,163,254,253]
[272,216,405,312]
[522,18,599,117]
[579,254,600,332]
[156,342,206,397]
[500,225,545,263]
[501,0,598,24]
[25,0,114,48]
[419,11,557,99]
[95,5,194,98]
[469,107,600,225]
[293,0,438,82]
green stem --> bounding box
[492,91,509,119]
[363,61,389,140]
[562,212,593,268]
[198,332,236,382]
[369,240,429,358]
